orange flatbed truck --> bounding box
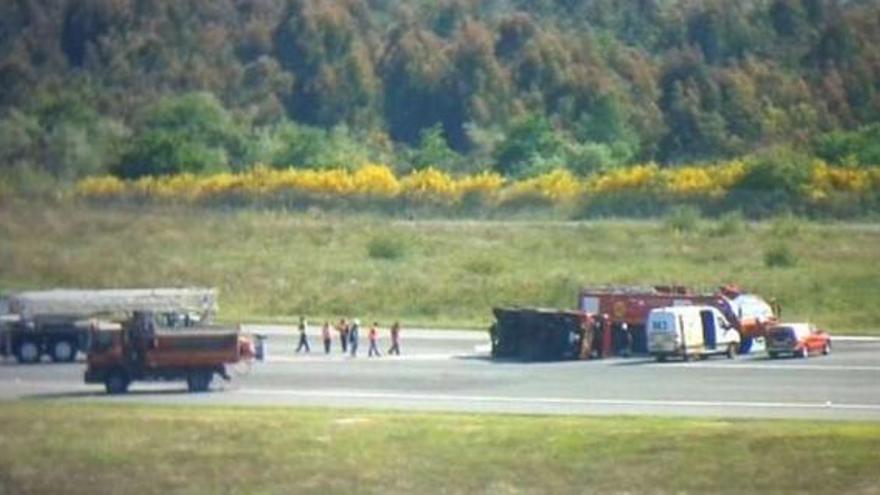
[85,311,254,394]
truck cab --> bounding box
[647,306,741,362]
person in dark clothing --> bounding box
[615,321,631,357]
[295,316,310,353]
[591,316,605,358]
[348,319,360,357]
[387,321,401,356]
[337,318,349,353]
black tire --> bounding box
[104,370,130,394]
[50,339,77,363]
[822,342,831,356]
[15,340,41,364]
[726,343,737,359]
[187,370,213,393]
[768,351,779,359]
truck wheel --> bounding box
[50,340,77,363]
[726,343,737,359]
[187,370,213,393]
[105,370,130,394]
[15,340,41,364]
[738,337,753,355]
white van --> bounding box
[647,306,740,362]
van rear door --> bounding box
[700,309,717,350]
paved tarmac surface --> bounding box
[1,326,879,421]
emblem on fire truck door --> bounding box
[613,301,626,319]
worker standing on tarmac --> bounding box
[337,318,349,353]
[296,316,310,353]
[388,321,401,356]
[591,315,605,358]
[579,317,593,359]
[349,319,360,357]
[321,321,332,354]
[619,321,631,357]
[368,322,381,357]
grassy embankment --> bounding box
[0,203,878,332]
[0,403,878,494]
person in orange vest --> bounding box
[387,321,401,356]
[368,322,381,357]
[321,321,332,354]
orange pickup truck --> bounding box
[85,311,254,394]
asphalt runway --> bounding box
[1,326,879,421]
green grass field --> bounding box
[0,403,878,494]
[1,202,878,332]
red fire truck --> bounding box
[577,285,778,354]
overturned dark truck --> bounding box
[490,307,594,361]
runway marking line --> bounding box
[655,362,880,372]
[234,388,880,412]
[263,354,880,372]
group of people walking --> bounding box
[296,317,401,357]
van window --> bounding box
[651,313,674,332]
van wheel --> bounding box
[15,340,41,364]
[104,370,130,394]
[822,342,831,356]
[726,343,737,359]
[187,370,213,393]
[51,340,77,363]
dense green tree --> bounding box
[409,124,462,172]
[0,0,879,180]
[493,114,565,177]
[814,124,880,166]
[114,92,242,178]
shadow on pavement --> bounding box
[24,388,193,400]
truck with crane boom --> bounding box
[0,288,218,363]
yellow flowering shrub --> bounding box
[663,166,719,197]
[72,161,879,208]
[400,168,458,202]
[196,171,245,197]
[587,164,660,194]
[712,160,748,189]
[661,161,748,198]
[505,169,584,202]
[352,164,400,197]
[456,171,504,201]
[75,176,127,198]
